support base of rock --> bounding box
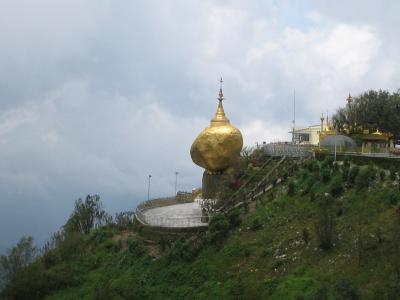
[202,170,229,199]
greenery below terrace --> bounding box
[2,151,400,299]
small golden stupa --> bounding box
[191,78,243,198]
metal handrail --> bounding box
[263,142,313,158]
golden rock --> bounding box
[190,83,243,173]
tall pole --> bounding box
[147,174,152,201]
[174,171,179,196]
[292,89,296,144]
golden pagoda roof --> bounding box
[190,78,243,173]
[211,79,230,126]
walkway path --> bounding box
[142,202,207,228]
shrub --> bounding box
[367,163,376,180]
[57,233,84,261]
[287,180,296,197]
[127,239,146,257]
[321,168,331,183]
[114,211,135,230]
[250,217,262,231]
[315,197,334,250]
[169,238,195,261]
[348,166,360,186]
[379,170,386,181]
[305,160,319,172]
[333,278,361,300]
[227,208,242,228]
[302,228,310,245]
[330,177,344,197]
[342,158,350,170]
[86,228,112,245]
[322,156,334,169]
[269,176,278,186]
[390,169,397,181]
[229,274,245,299]
[300,170,309,180]
[208,214,230,244]
[101,240,119,252]
[342,166,349,181]
[42,250,58,269]
[333,162,340,172]
[243,200,249,213]
[355,168,373,191]
[384,189,400,206]
[159,236,170,252]
[282,172,289,182]
[309,190,316,202]
[302,177,315,195]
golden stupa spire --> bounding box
[211,77,229,126]
[218,77,224,101]
[190,77,243,174]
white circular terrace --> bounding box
[135,198,208,228]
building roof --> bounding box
[291,125,320,133]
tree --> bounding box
[0,236,37,289]
[64,195,111,235]
[332,90,400,143]
[114,211,135,230]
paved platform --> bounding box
[142,202,207,227]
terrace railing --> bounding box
[135,196,208,228]
[263,142,313,158]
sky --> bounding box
[1,0,400,252]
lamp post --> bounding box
[174,171,179,196]
[147,174,152,202]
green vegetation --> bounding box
[0,237,37,291]
[2,154,400,299]
[332,89,400,141]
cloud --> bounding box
[1,0,400,249]
[241,120,290,146]
[0,108,36,141]
[244,23,380,121]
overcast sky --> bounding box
[1,0,399,251]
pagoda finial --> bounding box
[218,77,224,102]
[212,77,229,125]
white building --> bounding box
[292,124,321,145]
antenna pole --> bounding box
[292,89,296,143]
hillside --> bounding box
[2,155,400,300]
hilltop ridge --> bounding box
[2,153,400,299]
